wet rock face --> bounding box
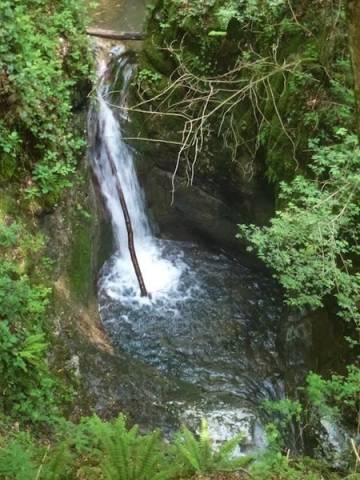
[127,106,275,258]
[139,165,271,268]
[144,167,241,247]
[126,103,274,261]
[280,306,351,390]
[39,152,119,415]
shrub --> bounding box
[0,0,91,204]
[0,218,67,424]
[238,132,360,333]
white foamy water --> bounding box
[179,404,267,454]
[90,51,184,303]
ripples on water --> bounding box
[98,240,285,449]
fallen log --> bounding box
[86,28,145,41]
[103,140,149,298]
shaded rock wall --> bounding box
[39,143,119,416]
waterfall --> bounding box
[89,44,285,449]
[89,46,182,302]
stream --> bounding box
[87,0,148,31]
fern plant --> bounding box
[90,415,172,480]
[40,441,74,480]
[0,433,37,480]
[173,418,251,475]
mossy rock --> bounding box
[69,211,94,301]
[141,34,176,76]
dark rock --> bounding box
[141,165,269,269]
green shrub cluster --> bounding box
[236,112,360,471]
[238,131,360,337]
[0,0,90,425]
[0,0,91,205]
[0,213,69,424]
[262,366,360,453]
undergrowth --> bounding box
[0,0,91,207]
[0,414,356,480]
[238,130,360,338]
[0,205,71,425]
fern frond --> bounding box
[134,431,159,478]
[0,435,37,480]
[173,419,253,475]
[198,419,213,470]
[174,426,202,471]
[42,441,73,480]
[216,432,244,460]
[230,454,253,470]
[95,415,169,480]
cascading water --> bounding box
[90,47,184,303]
[89,45,291,449]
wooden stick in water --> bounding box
[103,139,149,298]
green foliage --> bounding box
[90,415,171,480]
[140,0,353,187]
[137,68,163,85]
[0,0,90,425]
[215,3,240,30]
[249,451,333,480]
[306,365,360,422]
[135,68,166,98]
[0,122,22,179]
[258,366,360,473]
[238,133,360,334]
[0,416,169,479]
[0,415,351,480]
[215,0,287,34]
[0,430,75,480]
[0,218,67,424]
[0,0,91,204]
[238,131,359,464]
[156,0,287,40]
[0,433,38,480]
[173,418,250,474]
[0,221,21,247]
[263,399,303,450]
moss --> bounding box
[0,188,16,218]
[141,35,175,76]
[68,209,95,302]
